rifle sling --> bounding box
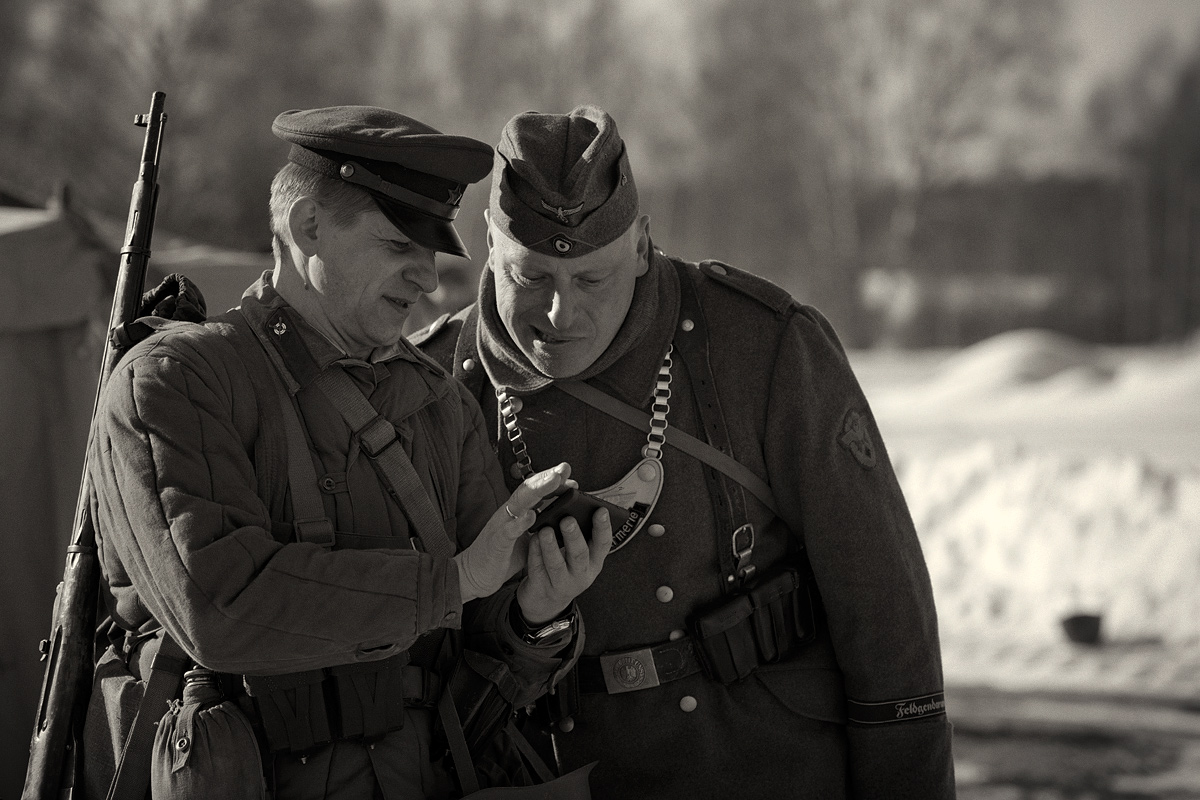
[106,634,188,800]
[554,380,779,517]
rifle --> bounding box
[23,91,167,800]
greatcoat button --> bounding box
[710,264,727,276]
[462,358,476,371]
[680,696,698,712]
[681,319,695,332]
[648,524,666,537]
[669,629,686,641]
[175,737,189,751]
[559,716,575,732]
[509,396,523,413]
[656,586,674,603]
[638,461,659,481]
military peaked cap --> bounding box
[489,106,638,258]
[273,106,493,258]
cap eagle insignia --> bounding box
[541,199,585,223]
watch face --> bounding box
[528,614,575,643]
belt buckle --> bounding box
[599,647,661,694]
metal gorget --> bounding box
[497,346,673,552]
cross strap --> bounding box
[312,368,453,559]
[553,380,779,517]
[270,373,336,547]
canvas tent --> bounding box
[0,189,268,797]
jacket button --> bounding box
[638,461,660,481]
[648,524,666,537]
[462,358,476,371]
[669,629,686,641]
[680,319,695,332]
[508,396,523,413]
[558,716,575,733]
[679,696,698,713]
[445,610,458,621]
[710,264,727,276]
[175,737,190,751]
[656,586,674,603]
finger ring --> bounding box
[505,504,520,521]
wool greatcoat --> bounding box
[85,275,580,800]
[412,251,955,798]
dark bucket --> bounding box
[1061,613,1103,645]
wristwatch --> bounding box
[511,602,577,645]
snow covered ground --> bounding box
[848,330,1200,699]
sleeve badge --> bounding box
[838,409,877,469]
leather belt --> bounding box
[577,637,703,694]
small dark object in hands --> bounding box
[531,487,629,546]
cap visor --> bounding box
[371,195,471,259]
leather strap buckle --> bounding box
[731,523,756,582]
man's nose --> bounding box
[405,247,439,294]
[547,287,577,329]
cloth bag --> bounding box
[150,669,266,800]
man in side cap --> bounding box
[412,106,955,798]
[83,106,611,799]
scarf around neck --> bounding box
[476,249,679,399]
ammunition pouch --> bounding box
[564,562,818,705]
[242,652,440,754]
[689,563,816,685]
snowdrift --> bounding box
[850,329,1200,696]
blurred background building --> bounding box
[3,0,1200,796]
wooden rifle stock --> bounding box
[22,92,167,800]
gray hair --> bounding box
[268,162,377,262]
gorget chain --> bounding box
[497,345,674,480]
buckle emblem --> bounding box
[600,648,661,694]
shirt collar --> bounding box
[240,272,430,370]
[238,272,447,415]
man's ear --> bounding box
[634,214,652,277]
[288,197,321,258]
[483,208,496,271]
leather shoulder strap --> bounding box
[554,380,779,516]
[672,258,759,585]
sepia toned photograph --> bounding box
[2,1,1200,798]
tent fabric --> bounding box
[0,203,111,798]
[0,207,110,333]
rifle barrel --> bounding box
[22,91,167,800]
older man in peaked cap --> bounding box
[84,106,611,799]
[412,106,955,798]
